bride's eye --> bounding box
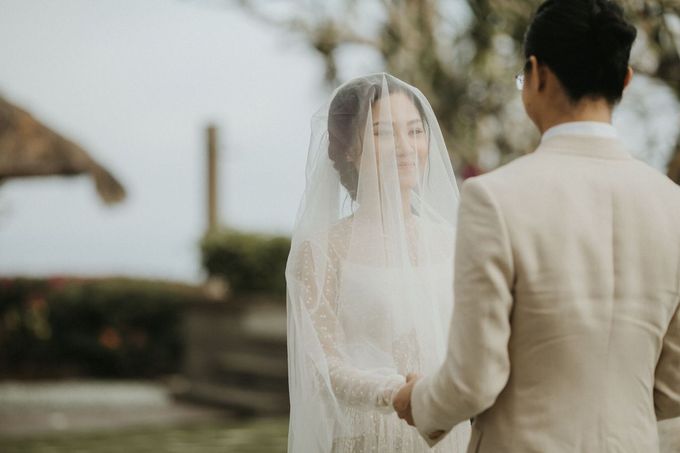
[373,128,394,137]
[409,127,425,137]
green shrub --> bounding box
[201,229,291,297]
[0,277,210,379]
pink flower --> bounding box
[99,327,122,350]
[48,277,67,290]
[27,296,47,311]
[461,164,483,180]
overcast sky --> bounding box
[0,0,337,282]
[0,0,677,283]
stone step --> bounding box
[172,380,289,415]
[216,351,288,381]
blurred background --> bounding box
[0,0,679,452]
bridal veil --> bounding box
[285,73,468,452]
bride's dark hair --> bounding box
[327,75,428,200]
[524,0,636,104]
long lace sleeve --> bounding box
[292,240,405,412]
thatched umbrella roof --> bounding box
[0,95,126,205]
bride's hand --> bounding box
[393,373,422,426]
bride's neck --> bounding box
[351,191,414,222]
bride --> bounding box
[286,73,471,452]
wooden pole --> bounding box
[207,124,218,233]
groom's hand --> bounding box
[393,373,421,426]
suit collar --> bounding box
[541,121,618,143]
[536,135,632,161]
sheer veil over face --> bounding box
[286,73,468,452]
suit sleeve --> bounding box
[654,299,680,420]
[411,177,514,445]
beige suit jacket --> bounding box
[411,135,680,452]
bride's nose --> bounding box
[395,130,414,157]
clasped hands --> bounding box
[392,372,420,426]
[393,373,447,441]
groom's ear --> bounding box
[623,66,634,91]
[526,55,547,93]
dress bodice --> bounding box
[336,258,454,374]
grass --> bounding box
[0,417,288,453]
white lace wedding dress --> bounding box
[289,218,471,452]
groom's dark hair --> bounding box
[524,0,637,104]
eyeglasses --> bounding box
[515,59,532,91]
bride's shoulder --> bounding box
[293,216,354,257]
[328,215,354,239]
[327,216,355,254]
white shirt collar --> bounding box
[541,121,618,143]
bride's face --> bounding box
[370,91,429,190]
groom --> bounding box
[394,0,680,451]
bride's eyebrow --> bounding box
[373,119,422,128]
